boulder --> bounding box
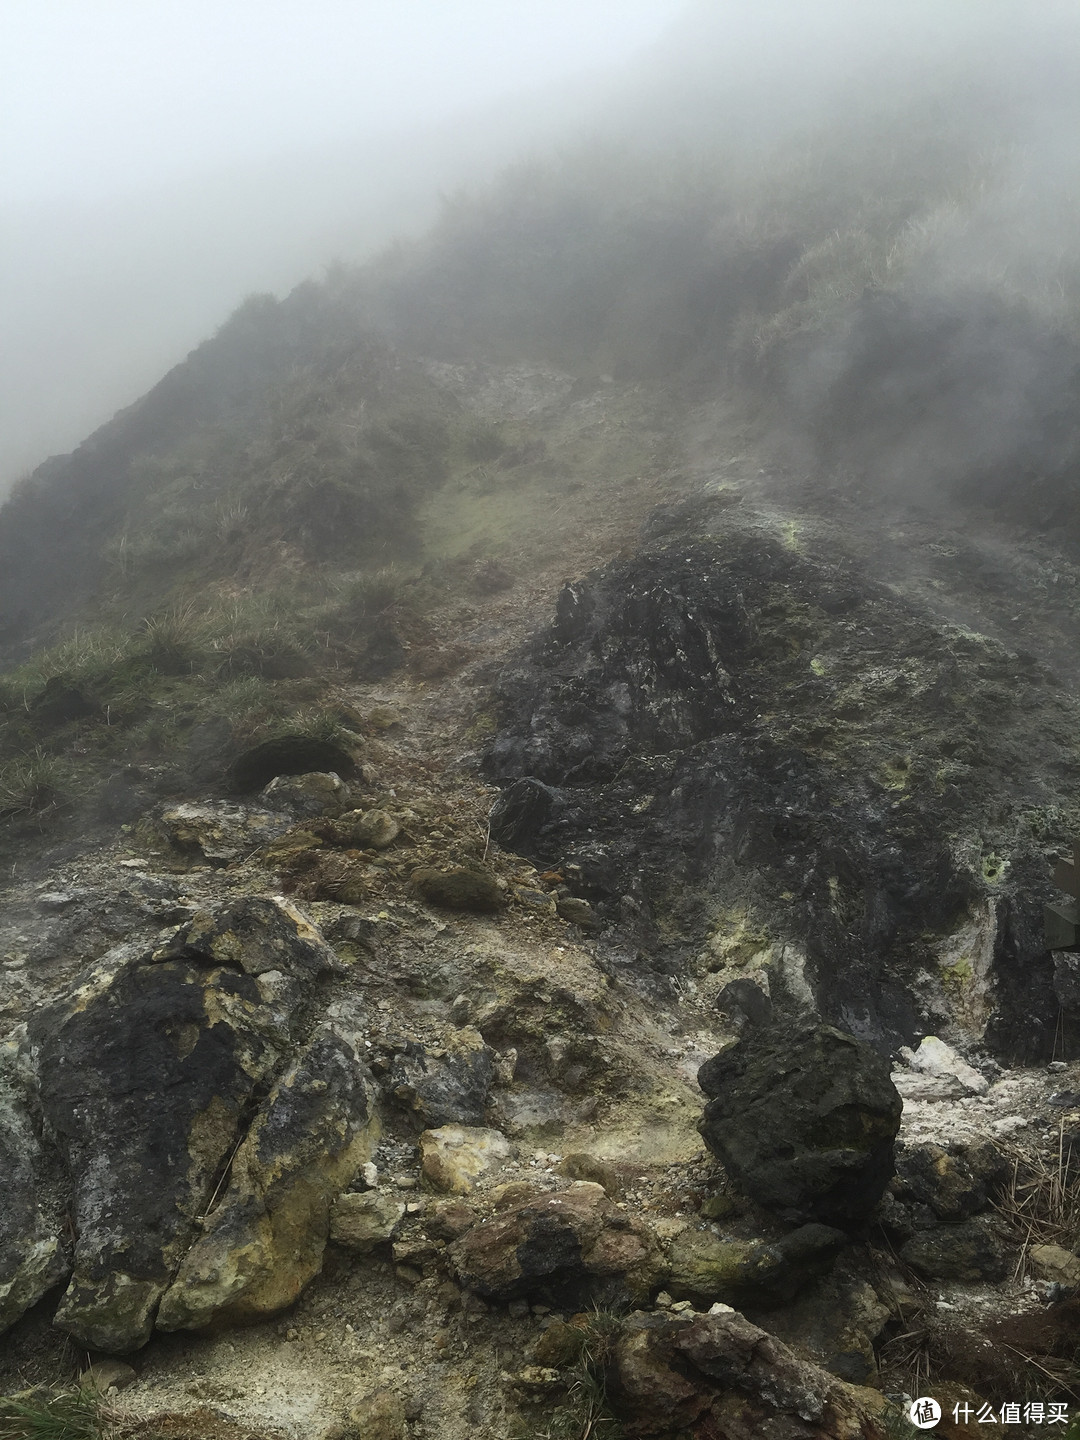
[338,809,400,850]
[607,1308,885,1440]
[141,800,287,866]
[899,1220,1012,1282]
[698,1019,902,1228]
[330,1192,406,1253]
[1029,1244,1080,1287]
[666,1223,845,1309]
[419,1125,511,1194]
[893,1036,990,1100]
[0,1047,66,1335]
[410,866,505,913]
[449,1180,664,1307]
[261,771,350,819]
[892,1143,988,1220]
[28,897,356,1351]
[386,1029,494,1127]
[156,1026,379,1331]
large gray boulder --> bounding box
[698,1019,902,1228]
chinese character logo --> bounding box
[910,1397,942,1429]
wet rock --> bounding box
[607,1307,884,1439]
[329,1192,406,1252]
[0,1047,66,1336]
[410,866,505,913]
[698,1018,901,1228]
[261,771,350,819]
[28,897,342,1352]
[387,1029,494,1127]
[666,1224,845,1309]
[420,1125,512,1194]
[229,734,357,793]
[449,1180,664,1307]
[892,1143,988,1220]
[899,1219,1012,1282]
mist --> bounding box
[9,0,1080,499]
[0,0,683,490]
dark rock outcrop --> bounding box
[487,517,1068,1059]
[386,1029,494,1128]
[698,1019,902,1228]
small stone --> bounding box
[655,1291,673,1308]
[410,866,506,913]
[508,1298,530,1319]
[329,1192,406,1252]
[340,809,400,850]
[1029,1243,1080,1287]
[556,897,598,930]
[361,1161,379,1189]
[559,1152,620,1197]
[348,1388,405,1440]
[419,1125,512,1194]
[80,1360,137,1393]
[898,1036,989,1096]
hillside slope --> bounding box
[6,8,1080,1436]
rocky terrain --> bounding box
[1,350,1080,1440]
[8,15,1080,1429]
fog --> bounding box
[7,0,1080,495]
[0,0,683,490]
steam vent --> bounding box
[5,3,1080,1436]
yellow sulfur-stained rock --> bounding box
[420,1125,512,1194]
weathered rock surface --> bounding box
[666,1223,846,1309]
[698,1018,902,1228]
[419,1125,511,1194]
[140,801,289,866]
[891,1142,990,1221]
[26,897,365,1351]
[386,1029,494,1127]
[899,1219,1012,1282]
[410,866,505,913]
[449,1180,664,1307]
[487,520,1066,1059]
[607,1307,885,1439]
[0,1046,66,1335]
[157,1025,378,1331]
[330,1192,407,1252]
[261,771,350,819]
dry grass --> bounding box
[996,1122,1080,1274]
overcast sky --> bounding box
[0,0,685,487]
